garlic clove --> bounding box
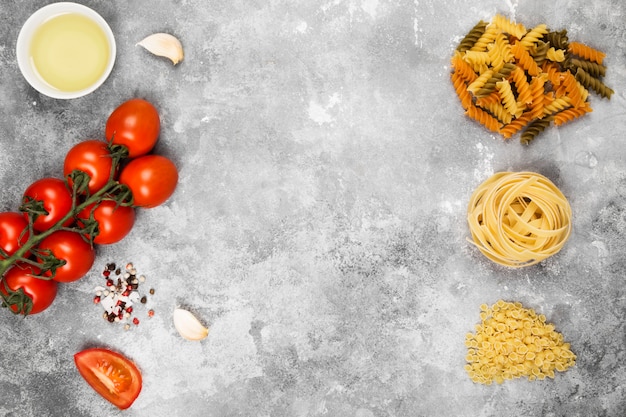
[173,308,208,341]
[137,33,184,65]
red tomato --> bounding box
[22,177,73,232]
[77,201,135,244]
[119,155,178,208]
[106,99,160,158]
[1,263,57,315]
[74,348,142,410]
[37,231,95,283]
[0,212,30,260]
[64,140,113,194]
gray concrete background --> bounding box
[1,0,626,416]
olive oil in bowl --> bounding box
[30,12,110,93]
[16,2,116,99]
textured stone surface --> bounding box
[1,0,626,416]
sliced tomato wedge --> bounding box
[74,348,142,410]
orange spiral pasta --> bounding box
[509,66,532,105]
[451,52,478,83]
[467,172,572,268]
[561,72,584,107]
[465,103,500,132]
[541,61,563,87]
[475,91,501,107]
[568,41,606,64]
[511,42,540,76]
[553,105,592,126]
[499,112,533,139]
[450,15,613,143]
[528,75,546,119]
[451,71,473,110]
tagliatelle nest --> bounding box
[467,171,572,268]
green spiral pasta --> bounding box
[575,67,614,99]
[531,40,550,66]
[521,116,553,145]
[569,58,606,78]
[544,30,569,50]
[457,20,488,52]
[475,62,516,97]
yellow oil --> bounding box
[29,13,110,92]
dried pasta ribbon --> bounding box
[465,300,576,385]
[467,171,572,268]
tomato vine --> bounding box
[0,142,133,315]
[0,98,177,316]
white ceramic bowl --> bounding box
[16,2,116,99]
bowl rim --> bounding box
[16,1,116,100]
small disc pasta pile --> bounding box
[467,172,572,268]
[464,300,576,385]
[451,14,613,144]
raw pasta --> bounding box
[465,300,576,385]
[575,67,614,99]
[456,20,488,52]
[520,117,553,145]
[568,41,606,64]
[467,171,572,267]
[569,58,606,78]
[553,105,592,126]
[450,15,613,143]
[530,40,550,65]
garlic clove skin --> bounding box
[173,308,208,341]
[137,33,184,65]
